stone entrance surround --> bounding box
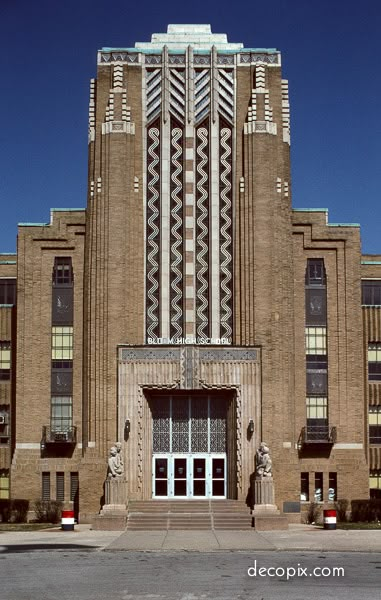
[118,345,261,502]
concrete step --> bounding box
[128,500,249,514]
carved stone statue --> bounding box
[115,441,124,471]
[255,442,272,478]
[107,445,123,478]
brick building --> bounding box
[1,25,380,522]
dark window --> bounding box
[328,472,337,501]
[52,257,73,286]
[51,368,73,394]
[0,406,9,441]
[314,472,323,502]
[52,288,73,323]
[300,472,309,501]
[56,472,65,502]
[42,472,50,501]
[306,358,328,395]
[362,281,381,306]
[70,472,79,502]
[305,259,326,287]
[305,288,327,325]
[0,279,16,305]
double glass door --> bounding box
[153,454,226,498]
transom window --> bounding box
[362,281,381,306]
[151,394,228,454]
[305,327,327,355]
[52,327,73,360]
[0,341,11,380]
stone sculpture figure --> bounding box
[255,442,272,478]
[107,446,123,478]
[115,441,124,471]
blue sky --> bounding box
[0,0,380,253]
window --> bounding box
[70,472,79,502]
[52,327,73,360]
[42,472,50,501]
[306,398,328,440]
[369,406,381,444]
[305,327,327,355]
[52,257,73,286]
[0,341,11,380]
[0,407,9,442]
[306,357,328,395]
[305,259,326,286]
[368,344,381,381]
[0,279,16,305]
[369,471,381,499]
[328,472,337,501]
[51,396,72,432]
[306,397,328,420]
[300,473,309,501]
[362,281,381,306]
[0,470,9,499]
[56,472,65,501]
[314,472,323,502]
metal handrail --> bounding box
[42,426,77,444]
[299,425,337,445]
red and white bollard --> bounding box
[61,509,75,531]
[323,509,337,530]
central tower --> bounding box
[83,25,294,504]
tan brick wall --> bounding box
[291,212,369,506]
[0,259,17,476]
[11,210,85,504]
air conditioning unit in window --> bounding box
[53,431,68,442]
[0,415,7,425]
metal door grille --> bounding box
[151,395,227,453]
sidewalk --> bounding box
[1,524,381,553]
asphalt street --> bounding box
[0,549,380,600]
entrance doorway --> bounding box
[153,454,226,498]
[150,393,229,499]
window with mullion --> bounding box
[51,396,73,432]
[52,327,73,360]
[0,279,16,305]
[305,327,327,355]
[52,257,73,286]
[362,281,381,306]
[369,472,381,499]
[369,406,381,444]
[368,344,381,381]
[0,341,11,380]
[0,470,9,499]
